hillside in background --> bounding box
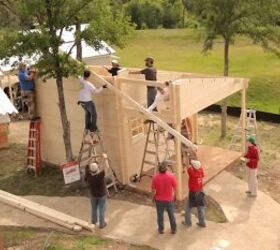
[116,29,280,114]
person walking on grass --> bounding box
[182,160,206,228]
[151,162,177,234]
[243,135,259,197]
[78,70,106,133]
[86,160,108,229]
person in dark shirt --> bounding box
[106,59,121,76]
[86,161,107,228]
[129,57,157,108]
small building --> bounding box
[36,65,248,200]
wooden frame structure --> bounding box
[36,65,248,200]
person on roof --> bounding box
[129,57,157,110]
[147,80,170,112]
[78,70,107,133]
[106,59,121,76]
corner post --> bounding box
[241,80,248,154]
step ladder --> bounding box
[229,109,260,150]
[78,130,118,196]
[26,120,41,176]
[132,122,176,182]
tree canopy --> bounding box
[0,0,134,161]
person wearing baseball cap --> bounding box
[182,159,206,228]
[106,59,121,76]
[243,135,259,197]
[86,162,107,228]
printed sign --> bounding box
[61,161,81,184]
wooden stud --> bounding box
[241,82,247,154]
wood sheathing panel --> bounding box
[35,76,124,180]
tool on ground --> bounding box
[78,130,118,196]
[26,119,41,176]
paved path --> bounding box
[1,172,280,250]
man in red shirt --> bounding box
[151,162,177,234]
[243,135,259,197]
[182,160,206,227]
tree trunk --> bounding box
[76,23,82,61]
[221,38,229,138]
[181,0,185,28]
[56,73,74,162]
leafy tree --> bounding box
[0,0,133,161]
[125,0,163,29]
[187,0,271,137]
[162,0,184,28]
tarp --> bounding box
[0,24,115,73]
[0,87,18,115]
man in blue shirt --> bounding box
[18,63,36,119]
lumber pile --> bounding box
[0,190,95,232]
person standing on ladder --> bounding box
[242,135,259,197]
[18,63,37,120]
[78,70,107,133]
[105,59,121,76]
[129,57,157,109]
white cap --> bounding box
[191,160,201,170]
[111,59,119,65]
[89,163,99,173]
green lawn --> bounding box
[116,29,280,114]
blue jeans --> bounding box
[155,201,177,232]
[81,101,97,132]
[184,199,205,225]
[91,195,106,226]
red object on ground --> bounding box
[27,120,41,176]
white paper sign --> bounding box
[62,161,81,184]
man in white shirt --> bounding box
[147,81,170,112]
[78,70,106,132]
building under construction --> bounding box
[35,65,248,200]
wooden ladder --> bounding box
[132,122,176,182]
[26,120,41,176]
[78,130,118,196]
[229,109,260,150]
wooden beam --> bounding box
[118,77,166,88]
[241,81,247,154]
[0,190,94,232]
[89,72,197,151]
[174,84,183,200]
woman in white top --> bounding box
[78,70,106,133]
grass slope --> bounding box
[116,29,280,114]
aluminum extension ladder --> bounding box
[131,122,176,182]
[26,119,41,176]
[229,109,260,150]
[78,130,118,196]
